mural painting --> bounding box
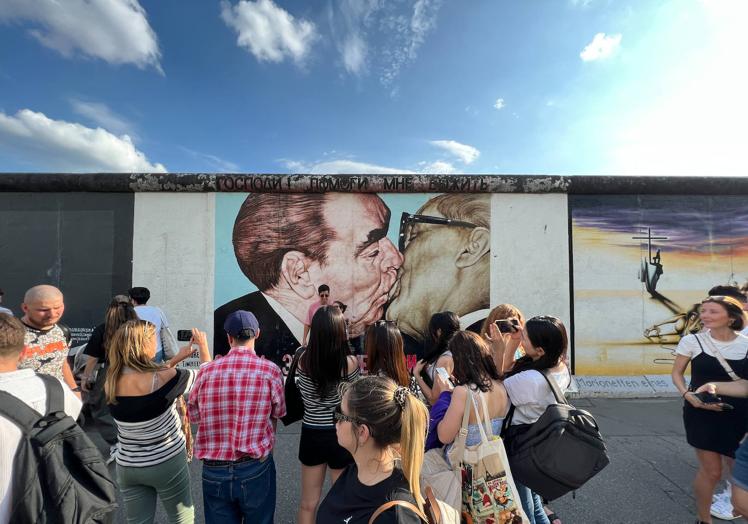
[214,192,490,375]
[571,195,748,375]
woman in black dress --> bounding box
[672,295,748,524]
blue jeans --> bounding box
[515,481,550,524]
[201,456,276,524]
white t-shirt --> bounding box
[675,331,748,360]
[0,369,82,524]
[134,305,166,354]
[503,367,571,426]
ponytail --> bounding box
[398,388,428,508]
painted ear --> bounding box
[278,251,316,300]
[455,227,490,268]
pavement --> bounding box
[86,398,746,524]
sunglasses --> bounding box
[333,403,361,425]
[398,212,479,252]
[374,319,397,327]
[319,293,330,298]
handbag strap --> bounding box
[449,386,474,470]
[538,369,569,405]
[368,500,428,524]
[468,387,495,442]
[697,333,740,381]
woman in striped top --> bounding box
[105,320,212,524]
[296,305,360,524]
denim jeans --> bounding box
[515,481,550,524]
[202,456,276,524]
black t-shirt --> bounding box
[82,323,106,362]
[316,464,422,524]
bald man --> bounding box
[18,285,77,394]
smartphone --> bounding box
[177,330,192,342]
[695,391,734,410]
[495,318,520,333]
[435,367,450,382]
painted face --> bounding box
[306,194,403,332]
[700,301,732,330]
[22,297,65,329]
[386,204,465,338]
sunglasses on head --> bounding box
[333,403,361,425]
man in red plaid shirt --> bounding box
[188,310,285,524]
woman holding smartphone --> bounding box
[413,311,460,403]
[671,295,748,524]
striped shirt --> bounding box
[297,365,360,428]
[109,368,197,468]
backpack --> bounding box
[0,374,118,523]
[501,370,610,501]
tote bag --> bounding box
[447,388,528,524]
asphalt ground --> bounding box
[85,398,746,524]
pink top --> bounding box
[306,300,324,325]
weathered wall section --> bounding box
[4,173,747,395]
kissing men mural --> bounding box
[214,192,491,374]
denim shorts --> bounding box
[733,438,748,491]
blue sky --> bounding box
[0,0,745,176]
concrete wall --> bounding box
[132,193,216,346]
[5,173,747,390]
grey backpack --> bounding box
[502,370,610,500]
[0,374,118,523]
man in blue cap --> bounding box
[188,310,286,524]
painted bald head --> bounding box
[22,285,65,330]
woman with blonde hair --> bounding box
[105,320,212,524]
[316,375,429,523]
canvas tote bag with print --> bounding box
[448,388,528,524]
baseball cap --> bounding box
[224,310,260,339]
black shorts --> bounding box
[298,425,353,469]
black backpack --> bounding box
[0,374,118,523]
[502,370,610,501]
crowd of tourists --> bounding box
[0,280,747,524]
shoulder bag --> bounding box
[502,370,610,500]
[447,388,528,523]
[696,334,740,381]
[281,346,305,426]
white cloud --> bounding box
[0,109,166,172]
[430,140,480,164]
[342,34,367,74]
[179,147,239,172]
[221,0,317,65]
[329,0,442,87]
[282,158,414,175]
[70,99,135,137]
[0,0,161,71]
[493,98,505,110]
[580,32,622,62]
[419,160,458,174]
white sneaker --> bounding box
[711,495,740,520]
[106,444,117,465]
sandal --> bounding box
[547,513,561,524]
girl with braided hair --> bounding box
[316,375,429,523]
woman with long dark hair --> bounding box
[80,295,139,460]
[431,331,509,458]
[672,295,748,524]
[296,305,360,524]
[316,375,429,523]
[413,311,460,403]
[498,316,571,524]
[365,320,410,388]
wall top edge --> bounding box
[0,173,745,194]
